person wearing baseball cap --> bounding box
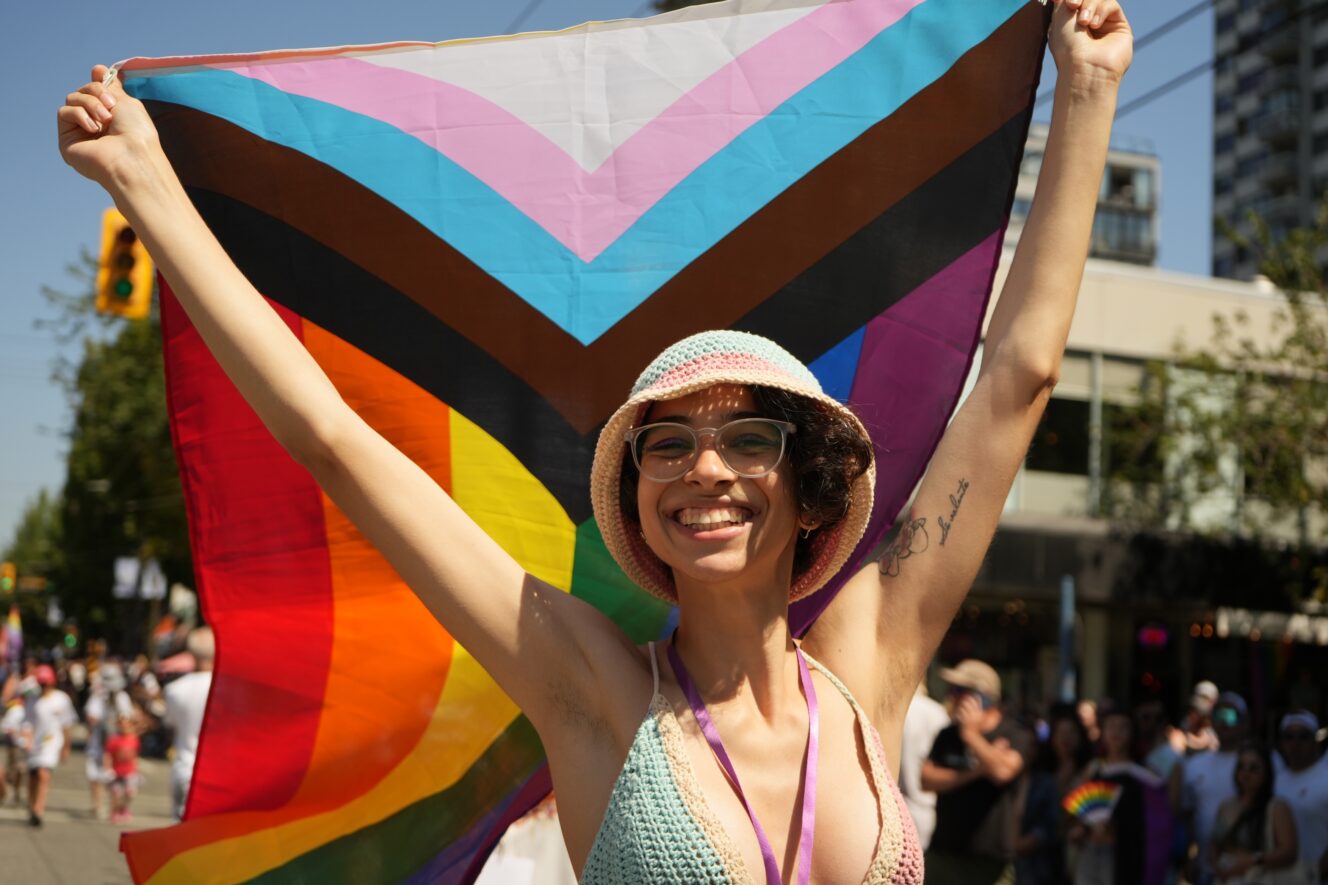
[24,663,76,827]
[1275,711,1328,883]
[921,659,1033,884]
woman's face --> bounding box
[1101,714,1132,757]
[1051,717,1081,760]
[635,384,801,595]
[1235,750,1267,796]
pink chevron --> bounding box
[221,0,925,263]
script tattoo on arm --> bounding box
[937,478,970,547]
[879,515,929,578]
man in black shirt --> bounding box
[921,659,1033,885]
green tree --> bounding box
[1,490,64,645]
[15,254,191,648]
[1106,202,1328,603]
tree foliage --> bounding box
[11,257,191,648]
[1,490,64,643]
[1106,202,1328,603]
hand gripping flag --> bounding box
[117,1,1049,881]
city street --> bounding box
[0,747,172,885]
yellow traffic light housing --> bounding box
[0,562,14,593]
[96,208,154,319]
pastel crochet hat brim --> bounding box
[590,330,875,603]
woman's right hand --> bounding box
[58,65,161,189]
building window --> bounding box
[1104,402,1164,485]
[1026,398,1090,476]
[1216,133,1236,154]
[1314,132,1328,153]
[1238,71,1264,93]
[1216,177,1234,196]
[1217,12,1237,31]
[1012,198,1032,220]
[1217,94,1235,115]
[1236,153,1266,177]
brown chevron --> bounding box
[149,2,1045,434]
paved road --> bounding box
[0,748,173,885]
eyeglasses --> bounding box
[625,418,796,482]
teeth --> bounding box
[676,507,750,528]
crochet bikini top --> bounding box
[581,642,924,884]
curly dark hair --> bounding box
[618,386,874,577]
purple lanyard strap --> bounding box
[667,639,819,885]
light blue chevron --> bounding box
[127,0,1026,345]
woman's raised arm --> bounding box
[58,66,637,729]
[812,0,1133,722]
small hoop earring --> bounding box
[800,526,812,540]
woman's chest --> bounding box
[678,686,886,883]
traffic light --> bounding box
[96,207,154,319]
[0,562,13,593]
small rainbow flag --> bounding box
[114,0,1049,881]
[1063,780,1123,826]
[3,605,21,665]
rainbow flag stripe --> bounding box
[116,1,1048,881]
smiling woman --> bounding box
[58,0,1131,879]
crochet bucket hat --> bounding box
[590,330,875,603]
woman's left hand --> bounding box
[1046,0,1133,90]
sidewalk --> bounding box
[0,748,173,884]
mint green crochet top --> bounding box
[580,643,924,884]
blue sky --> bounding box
[0,0,1214,547]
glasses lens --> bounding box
[634,424,697,480]
[718,419,786,477]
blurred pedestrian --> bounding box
[105,713,142,825]
[1184,692,1249,885]
[1273,712,1328,884]
[901,681,950,850]
[1069,708,1172,885]
[1172,681,1220,756]
[164,627,213,820]
[24,663,76,827]
[1,697,25,805]
[922,660,1033,885]
[1210,741,1300,883]
[1078,700,1101,747]
[84,664,133,820]
[1016,705,1090,885]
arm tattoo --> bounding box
[937,478,970,547]
[879,516,929,578]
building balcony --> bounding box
[1261,64,1300,94]
[1263,151,1300,189]
[1260,24,1300,62]
[1255,105,1302,148]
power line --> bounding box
[1116,59,1213,119]
[505,0,546,34]
[1035,0,1213,108]
[1039,0,1328,119]
[1115,0,1328,119]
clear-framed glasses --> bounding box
[624,418,796,482]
